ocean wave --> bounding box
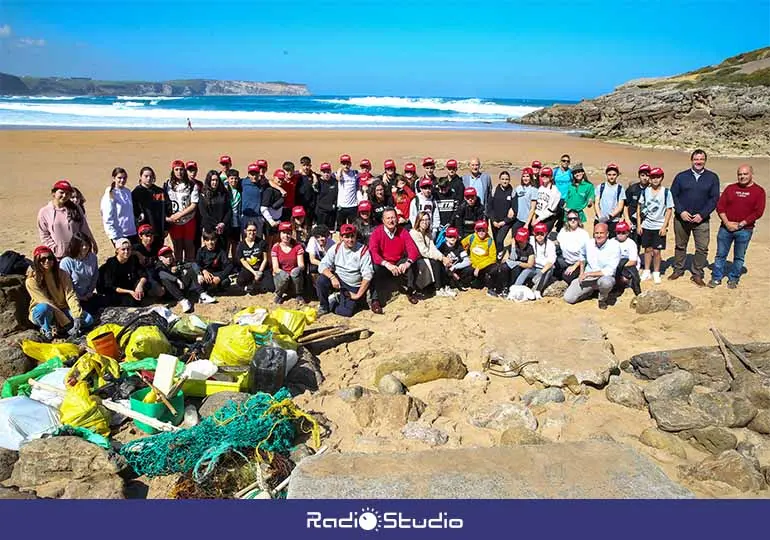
[113,101,145,108]
[318,96,540,118]
[2,95,80,100]
[116,96,184,101]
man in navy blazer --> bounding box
[668,149,721,287]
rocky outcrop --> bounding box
[0,275,31,338]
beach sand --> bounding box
[2,129,769,497]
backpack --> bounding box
[599,182,623,203]
[0,250,30,276]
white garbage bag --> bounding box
[506,285,538,302]
[29,368,70,409]
[0,396,61,450]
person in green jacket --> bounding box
[564,163,594,223]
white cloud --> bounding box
[17,37,46,47]
[0,24,11,38]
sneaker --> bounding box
[727,281,738,289]
[198,292,217,304]
[39,328,53,342]
[370,300,383,314]
[640,270,651,282]
[652,272,662,284]
[598,299,608,310]
[407,292,420,304]
[273,294,285,305]
[487,289,499,298]
[534,290,542,300]
[328,292,340,311]
[707,279,721,288]
[317,305,330,316]
[180,299,193,313]
[446,286,458,297]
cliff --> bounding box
[0,73,310,96]
[511,47,770,156]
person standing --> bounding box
[625,164,651,244]
[637,167,674,284]
[38,180,96,260]
[489,171,516,259]
[710,165,766,289]
[532,167,561,233]
[513,168,538,231]
[225,168,242,260]
[530,160,542,188]
[336,154,359,229]
[463,158,493,217]
[594,163,626,237]
[198,170,232,244]
[379,159,402,189]
[100,167,138,245]
[442,159,466,200]
[132,166,168,254]
[563,163,594,224]
[314,162,338,231]
[669,149,721,287]
[241,163,266,238]
[296,156,318,225]
[165,160,199,262]
[552,154,573,228]
[563,223,621,309]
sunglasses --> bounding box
[561,159,570,163]
[567,217,579,221]
[41,255,56,262]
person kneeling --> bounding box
[155,246,204,313]
[195,230,233,303]
[271,221,306,304]
[613,221,641,295]
[563,223,620,309]
[97,238,155,307]
[316,223,373,316]
[26,245,94,340]
[439,227,473,291]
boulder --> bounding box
[643,370,695,403]
[678,427,738,455]
[747,409,770,434]
[0,486,36,499]
[499,425,547,446]
[625,351,678,380]
[285,347,325,395]
[287,441,694,498]
[605,376,647,410]
[337,385,365,403]
[632,289,672,314]
[688,450,766,492]
[0,448,18,482]
[0,275,31,338]
[401,422,448,446]
[7,436,124,499]
[350,393,425,429]
[198,391,251,418]
[542,280,568,298]
[0,329,38,385]
[469,402,538,431]
[648,399,714,432]
[374,349,467,387]
[688,392,757,428]
[522,387,565,407]
[377,374,406,395]
[667,297,693,312]
[638,427,688,459]
[731,372,770,409]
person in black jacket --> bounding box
[296,156,318,225]
[132,166,169,254]
[434,176,460,228]
[195,230,233,301]
[440,159,465,202]
[155,245,204,313]
[368,179,394,225]
[97,238,152,306]
[453,187,486,238]
[490,171,517,259]
[199,170,232,247]
[260,170,287,248]
[314,162,338,231]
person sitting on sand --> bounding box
[316,223,374,317]
[495,226,536,295]
[38,180,96,260]
[26,245,94,340]
[59,232,100,313]
[132,166,169,254]
[271,221,306,304]
[100,167,137,246]
[563,222,621,309]
[314,162,338,231]
[410,211,455,297]
[555,210,590,285]
[235,220,271,296]
[306,224,335,279]
[439,226,473,290]
[613,221,641,295]
[195,229,232,302]
[155,245,204,313]
[353,200,375,245]
[461,220,499,294]
[525,222,556,295]
[97,238,154,307]
[453,187,486,239]
[368,207,421,313]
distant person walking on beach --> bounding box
[187,118,193,131]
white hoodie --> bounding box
[100,186,137,240]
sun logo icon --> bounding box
[358,507,382,532]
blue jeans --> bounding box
[31,303,94,332]
[712,226,753,283]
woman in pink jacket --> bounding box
[37,180,96,259]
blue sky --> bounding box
[1,0,768,100]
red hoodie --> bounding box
[368,224,420,265]
[393,185,415,223]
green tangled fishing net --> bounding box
[120,388,299,482]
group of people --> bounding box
[26,149,764,338]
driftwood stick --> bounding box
[716,330,768,376]
[298,327,349,343]
[138,373,178,416]
[710,327,737,380]
[300,328,367,346]
[300,325,343,337]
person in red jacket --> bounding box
[392,176,415,229]
[709,164,766,289]
[368,207,421,313]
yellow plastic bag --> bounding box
[86,324,123,349]
[263,307,317,339]
[233,306,269,326]
[122,326,172,362]
[67,352,121,390]
[209,325,256,366]
[21,340,81,364]
[59,381,111,436]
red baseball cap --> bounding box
[340,154,352,164]
[474,220,488,231]
[319,162,332,172]
[185,160,198,170]
[278,221,292,232]
[138,224,153,235]
[422,157,435,167]
[404,163,416,173]
[383,159,396,170]
[157,246,173,257]
[463,187,477,198]
[340,223,357,236]
[649,167,664,178]
[219,155,232,165]
[418,177,433,188]
[248,163,260,173]
[615,221,631,233]
[638,164,651,174]
[52,180,73,192]
[514,227,530,243]
[358,200,373,213]
[605,163,620,174]
[292,206,306,218]
[531,160,542,168]
[445,227,459,238]
[33,245,53,258]
[256,159,268,169]
[446,159,458,170]
[359,158,371,169]
[533,223,548,234]
[171,159,186,169]
[274,169,286,180]
[539,167,553,177]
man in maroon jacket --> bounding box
[368,207,421,313]
[709,165,766,289]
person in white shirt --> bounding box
[100,167,137,245]
[613,221,641,295]
[526,222,557,294]
[564,222,621,309]
[409,177,440,235]
[336,153,359,229]
[533,167,562,234]
[637,167,675,283]
[555,209,590,284]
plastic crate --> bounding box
[181,371,249,397]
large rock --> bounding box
[486,318,617,388]
[468,402,538,431]
[632,289,672,314]
[401,422,448,446]
[350,393,425,429]
[0,275,31,338]
[0,448,18,482]
[731,372,770,409]
[688,450,766,492]
[542,280,568,298]
[605,376,647,409]
[688,392,757,428]
[198,391,251,418]
[678,427,738,455]
[638,427,688,459]
[522,387,565,407]
[648,399,714,432]
[0,328,39,385]
[643,370,695,403]
[747,409,770,434]
[374,349,467,387]
[287,441,694,498]
[7,436,124,499]
[499,425,547,446]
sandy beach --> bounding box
[2,128,770,497]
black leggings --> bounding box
[492,222,514,259]
[615,258,641,295]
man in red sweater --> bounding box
[368,207,421,313]
[709,165,766,289]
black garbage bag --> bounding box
[248,346,287,395]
